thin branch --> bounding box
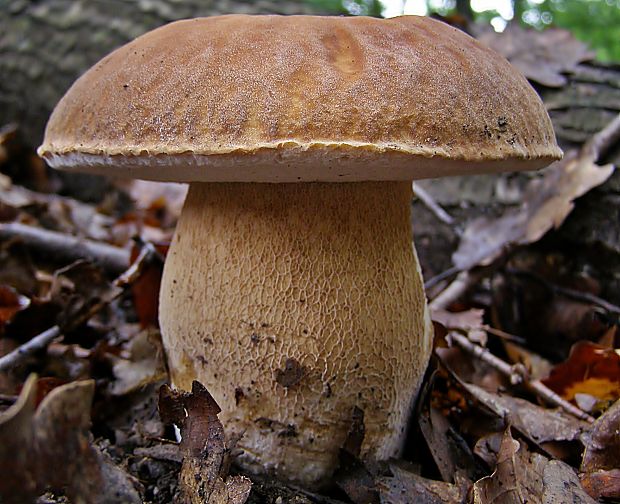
[424,265,461,290]
[0,222,130,274]
[0,243,157,373]
[447,331,595,423]
[429,270,480,311]
[412,182,455,225]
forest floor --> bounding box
[0,114,618,504]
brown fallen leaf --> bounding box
[472,428,595,504]
[419,405,480,483]
[110,328,167,396]
[0,239,38,295]
[376,463,469,504]
[452,151,614,272]
[476,24,594,87]
[49,259,122,330]
[158,381,251,504]
[542,341,620,408]
[580,469,620,501]
[130,241,168,328]
[461,382,588,445]
[334,406,380,504]
[0,284,29,331]
[0,374,141,503]
[581,399,620,473]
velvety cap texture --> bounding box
[38,14,562,182]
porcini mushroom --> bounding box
[38,15,561,487]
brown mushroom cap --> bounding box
[38,14,561,183]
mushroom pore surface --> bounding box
[159,181,432,486]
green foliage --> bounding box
[518,0,620,62]
[307,0,383,16]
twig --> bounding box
[0,222,130,274]
[412,182,455,225]
[0,243,157,373]
[507,268,620,316]
[447,331,595,423]
[424,265,461,290]
[429,270,481,311]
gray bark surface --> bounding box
[0,0,333,143]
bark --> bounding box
[0,0,334,145]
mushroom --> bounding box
[38,15,561,487]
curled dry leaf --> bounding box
[0,374,140,503]
[472,428,596,504]
[542,341,620,408]
[158,381,251,504]
[453,151,614,272]
[477,24,594,87]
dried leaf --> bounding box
[128,180,187,220]
[581,399,620,473]
[130,242,168,328]
[542,341,620,406]
[462,382,588,445]
[50,260,122,330]
[472,429,595,504]
[0,239,38,295]
[110,329,167,396]
[580,469,620,501]
[377,463,468,504]
[419,406,479,482]
[0,285,29,331]
[477,25,594,87]
[453,153,614,271]
[334,407,380,504]
[158,381,251,504]
[0,374,141,503]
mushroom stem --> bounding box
[159,181,433,487]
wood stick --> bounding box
[447,331,595,423]
[412,182,455,225]
[0,243,156,373]
[0,222,130,274]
